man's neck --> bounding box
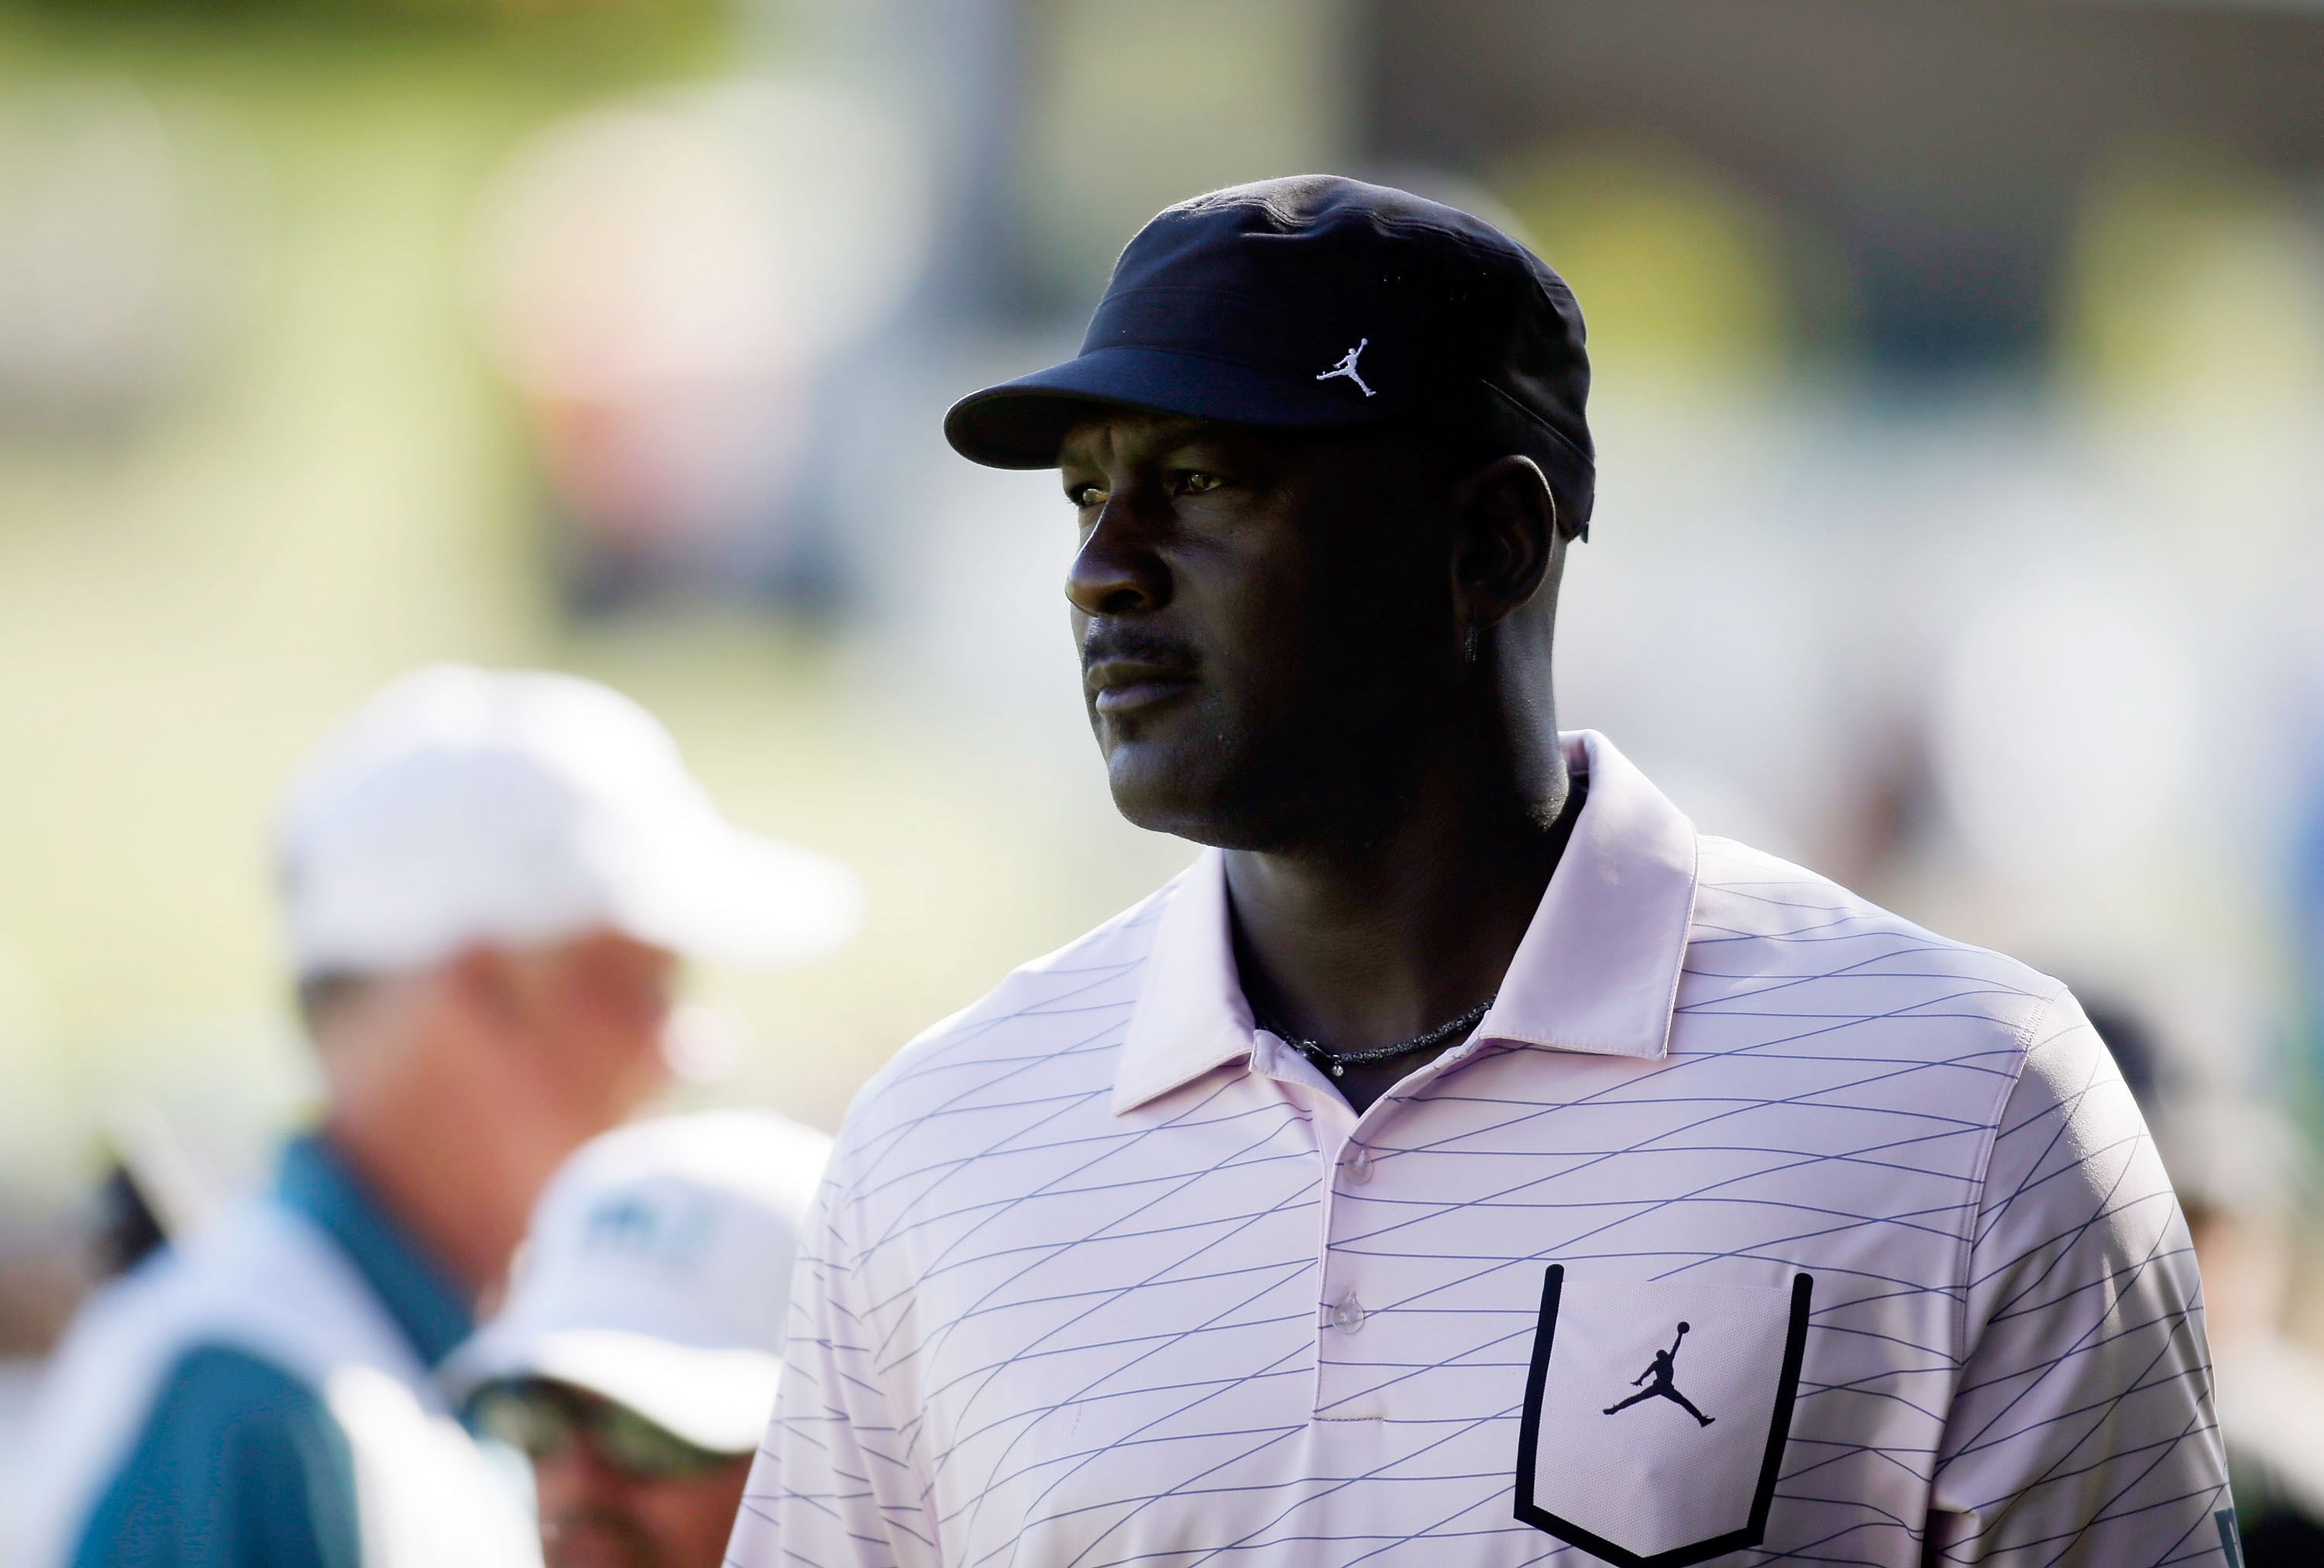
[1223,753,1582,1112]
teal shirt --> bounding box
[71,1136,475,1568]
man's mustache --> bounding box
[1080,624,1199,677]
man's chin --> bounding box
[544,1511,660,1568]
[1102,749,1301,851]
[1104,747,1229,843]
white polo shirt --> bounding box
[731,731,2230,1568]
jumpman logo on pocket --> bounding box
[1603,1321,1715,1427]
[1518,1271,1812,1561]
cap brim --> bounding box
[944,345,1395,469]
[612,827,862,970]
[449,1327,780,1455]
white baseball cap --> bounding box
[448,1109,834,1453]
[278,665,860,977]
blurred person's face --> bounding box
[304,929,683,1295]
[476,1380,752,1568]
[312,929,679,1129]
[1059,412,1470,849]
[481,930,682,1136]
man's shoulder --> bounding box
[84,1197,409,1371]
[15,1229,366,1568]
[26,1195,421,1481]
[823,872,1183,1182]
[33,1209,333,1421]
[1683,834,2068,1068]
[132,1338,334,1436]
[71,1340,362,1567]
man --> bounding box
[12,666,856,1568]
[727,177,2232,1566]
[451,1109,832,1568]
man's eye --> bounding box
[1180,471,1222,495]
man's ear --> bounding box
[1449,453,1559,631]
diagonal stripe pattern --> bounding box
[731,826,2228,1568]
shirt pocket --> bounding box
[1514,1267,1813,1567]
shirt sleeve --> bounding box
[71,1343,363,1568]
[727,1167,937,1568]
[1924,988,2236,1566]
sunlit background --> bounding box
[5,0,2324,1542]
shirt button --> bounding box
[1344,1147,1373,1185]
[1330,1294,1366,1333]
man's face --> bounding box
[504,1384,754,1568]
[496,930,680,1136]
[1058,412,1460,848]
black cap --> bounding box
[944,174,1594,531]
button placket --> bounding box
[1314,1071,1434,1415]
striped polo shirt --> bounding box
[730,731,2231,1567]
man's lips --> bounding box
[1084,658,1199,713]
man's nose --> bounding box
[532,1449,604,1505]
[1064,500,1169,617]
[532,1441,624,1509]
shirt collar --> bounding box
[275,1132,475,1368]
[1113,730,1700,1115]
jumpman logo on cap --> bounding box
[1604,1321,1715,1427]
[1315,339,1376,397]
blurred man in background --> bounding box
[450,1109,830,1568]
[10,666,856,1568]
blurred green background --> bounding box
[5,0,2324,1506]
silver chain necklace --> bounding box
[1255,996,1497,1079]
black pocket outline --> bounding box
[1512,1267,1815,1568]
